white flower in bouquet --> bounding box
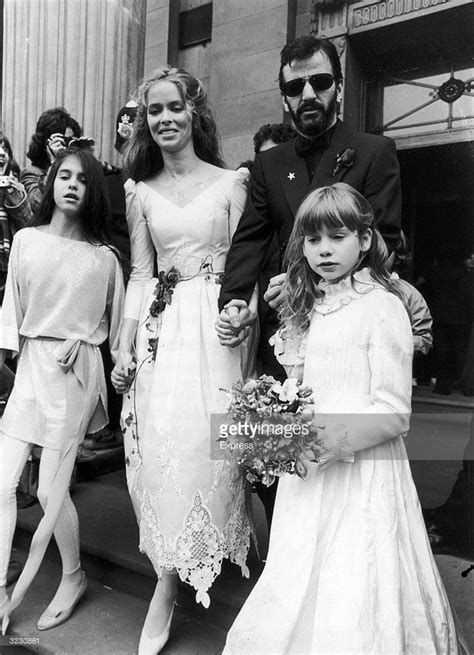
[270,378,300,403]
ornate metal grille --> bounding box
[382,67,474,134]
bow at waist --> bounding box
[32,337,99,387]
[55,339,83,373]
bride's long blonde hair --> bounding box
[124,67,225,181]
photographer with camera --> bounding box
[20,108,83,214]
[22,107,120,214]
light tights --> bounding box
[0,434,80,588]
[0,436,30,588]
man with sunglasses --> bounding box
[219,35,401,346]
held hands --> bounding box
[263,273,287,310]
[215,299,256,348]
[111,351,137,394]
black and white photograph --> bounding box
[0,1,472,653]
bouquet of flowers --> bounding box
[220,375,322,487]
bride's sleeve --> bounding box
[317,292,413,468]
[106,252,126,362]
[123,179,155,320]
[228,168,250,241]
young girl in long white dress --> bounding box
[0,148,124,634]
[111,67,254,655]
[224,183,465,654]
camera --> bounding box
[63,136,95,149]
[0,176,11,188]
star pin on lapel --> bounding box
[287,172,295,181]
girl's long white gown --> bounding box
[122,170,253,607]
[224,271,461,654]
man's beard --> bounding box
[288,92,338,137]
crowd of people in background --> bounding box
[0,33,471,655]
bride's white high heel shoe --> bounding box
[138,605,174,655]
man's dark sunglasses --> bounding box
[282,73,335,97]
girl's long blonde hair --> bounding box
[280,183,397,332]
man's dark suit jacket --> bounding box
[219,120,401,310]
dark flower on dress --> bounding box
[150,266,181,317]
[147,337,158,358]
[331,148,356,176]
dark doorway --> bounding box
[398,141,474,279]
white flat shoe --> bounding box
[37,572,88,631]
[138,605,174,655]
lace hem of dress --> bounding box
[138,487,251,608]
[315,268,380,315]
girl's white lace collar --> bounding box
[314,268,380,315]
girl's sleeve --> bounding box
[0,233,24,355]
[106,252,126,362]
[318,293,413,467]
[123,179,155,320]
[228,169,250,241]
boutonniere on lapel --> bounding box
[331,148,356,176]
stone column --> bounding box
[2,0,145,168]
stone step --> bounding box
[14,467,268,634]
[3,549,226,655]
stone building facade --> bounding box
[1,0,472,269]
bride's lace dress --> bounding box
[122,169,253,607]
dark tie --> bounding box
[294,132,331,158]
[294,133,331,180]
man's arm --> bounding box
[364,137,401,254]
[218,155,276,311]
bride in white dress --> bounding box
[223,184,466,654]
[112,68,254,655]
